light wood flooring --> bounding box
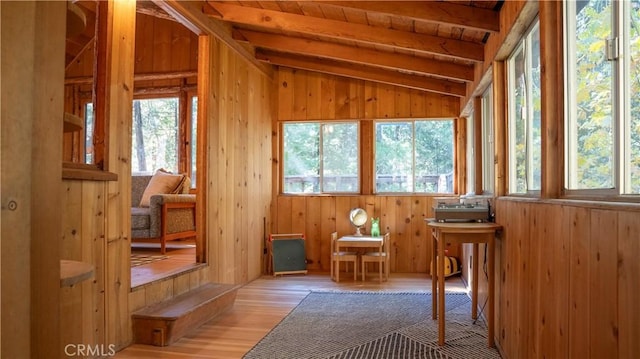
[115,272,467,358]
[130,240,199,288]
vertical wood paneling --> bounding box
[320,197,337,270]
[618,211,640,358]
[306,72,322,120]
[290,197,307,235]
[152,15,171,74]
[278,69,460,121]
[394,197,413,272]
[305,197,322,270]
[334,76,352,119]
[335,197,353,236]
[505,201,529,359]
[104,0,136,350]
[207,35,273,283]
[293,71,307,119]
[275,196,442,275]
[410,90,427,118]
[589,210,619,358]
[411,196,429,272]
[492,199,639,359]
[395,89,411,118]
[237,62,250,282]
[364,82,378,118]
[377,83,395,119]
[320,74,336,119]
[278,68,294,121]
[567,205,591,359]
[134,14,155,74]
[537,203,568,358]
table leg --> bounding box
[438,232,445,346]
[472,243,479,320]
[488,236,495,348]
[431,231,437,320]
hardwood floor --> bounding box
[115,272,467,358]
[130,240,198,288]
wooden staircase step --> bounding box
[132,283,239,346]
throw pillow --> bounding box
[139,170,185,207]
[181,175,192,194]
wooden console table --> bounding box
[426,220,502,347]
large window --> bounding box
[508,20,541,194]
[283,122,359,194]
[565,0,640,194]
[132,98,180,174]
[375,120,454,193]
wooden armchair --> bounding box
[131,172,196,254]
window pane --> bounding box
[529,24,542,191]
[482,86,495,194]
[509,21,541,194]
[322,123,359,192]
[375,120,454,193]
[415,121,454,193]
[283,123,320,193]
[466,113,475,194]
[626,0,640,193]
[191,96,198,188]
[131,98,179,174]
[84,103,94,164]
[375,122,413,192]
[567,0,615,189]
[509,44,528,193]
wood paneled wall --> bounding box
[59,3,275,356]
[482,198,640,359]
[277,68,460,121]
[60,0,138,354]
[1,2,65,357]
[134,14,198,74]
[273,195,456,273]
[273,69,462,273]
[207,37,274,284]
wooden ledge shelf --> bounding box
[60,260,94,287]
[63,112,83,133]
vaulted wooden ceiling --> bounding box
[66,1,504,100]
[201,1,503,98]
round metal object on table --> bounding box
[349,208,368,236]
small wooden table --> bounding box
[336,235,384,281]
[426,220,502,347]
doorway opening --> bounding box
[128,3,208,288]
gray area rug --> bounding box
[243,291,501,359]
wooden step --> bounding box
[132,283,239,346]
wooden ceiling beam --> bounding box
[237,29,474,82]
[318,1,500,33]
[203,1,484,62]
[255,50,466,97]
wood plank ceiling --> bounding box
[202,1,503,98]
[65,1,503,100]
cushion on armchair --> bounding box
[139,170,186,207]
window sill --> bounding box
[62,162,118,181]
